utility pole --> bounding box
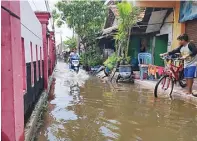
[60,31,63,53]
[55,31,63,54]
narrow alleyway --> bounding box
[38,61,197,141]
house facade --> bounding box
[133,1,197,66]
[1,1,56,140]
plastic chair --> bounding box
[138,53,152,80]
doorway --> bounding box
[154,35,168,66]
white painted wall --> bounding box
[20,1,43,63]
[157,12,173,51]
[28,0,53,31]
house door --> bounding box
[154,35,168,66]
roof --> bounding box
[146,10,168,33]
[109,5,119,17]
[131,8,173,34]
[102,25,118,35]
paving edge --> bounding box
[24,72,55,141]
[135,79,197,106]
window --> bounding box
[30,42,34,86]
[36,45,39,81]
[21,37,26,93]
[40,47,43,78]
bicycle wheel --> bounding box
[154,75,174,98]
[179,70,186,88]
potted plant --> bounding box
[114,2,139,81]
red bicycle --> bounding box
[154,54,186,98]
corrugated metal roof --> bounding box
[146,10,167,33]
[102,25,118,35]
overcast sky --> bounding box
[29,0,73,45]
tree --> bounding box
[53,0,106,49]
[64,37,77,50]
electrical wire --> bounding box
[32,0,38,11]
[21,22,43,41]
[2,2,48,41]
[1,5,20,19]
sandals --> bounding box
[192,93,197,97]
[185,92,197,97]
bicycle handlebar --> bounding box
[160,55,183,61]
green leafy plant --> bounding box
[115,2,140,59]
[53,0,106,49]
[80,44,103,67]
[64,37,77,50]
[53,0,107,65]
[104,53,118,70]
[117,56,131,64]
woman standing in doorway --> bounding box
[140,38,147,52]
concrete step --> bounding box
[135,79,197,105]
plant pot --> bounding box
[119,65,132,79]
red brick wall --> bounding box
[185,19,197,46]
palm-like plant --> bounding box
[115,2,140,62]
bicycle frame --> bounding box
[165,62,183,80]
[162,58,184,89]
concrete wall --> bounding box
[20,1,43,63]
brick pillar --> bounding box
[1,1,24,141]
[35,12,50,89]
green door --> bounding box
[154,35,168,66]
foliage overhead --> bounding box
[64,37,77,50]
[80,44,103,66]
[53,0,107,45]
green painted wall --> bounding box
[128,36,140,67]
[154,35,168,66]
[128,36,140,58]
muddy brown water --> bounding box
[37,62,197,141]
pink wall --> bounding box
[1,2,56,141]
[1,1,24,141]
[21,37,27,93]
[49,31,55,75]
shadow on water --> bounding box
[38,62,197,141]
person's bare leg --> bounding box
[187,78,194,94]
[184,78,189,94]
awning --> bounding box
[146,10,167,33]
[96,32,116,40]
[102,25,118,35]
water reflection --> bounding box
[38,62,197,141]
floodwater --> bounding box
[38,62,197,141]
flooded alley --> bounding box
[38,62,197,141]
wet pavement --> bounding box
[38,62,197,141]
